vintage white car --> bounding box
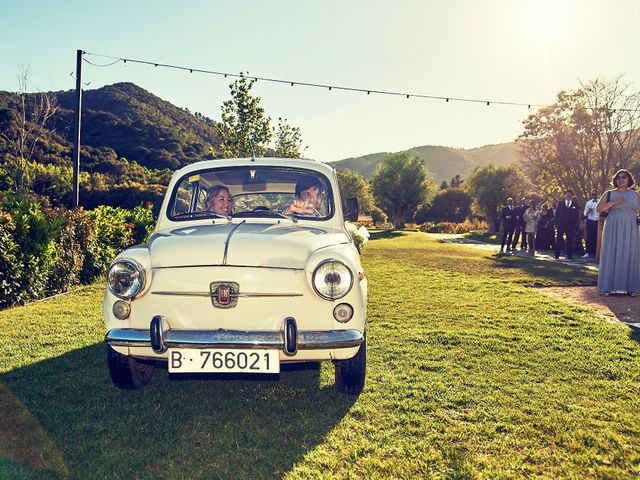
[104,158,367,394]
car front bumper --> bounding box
[106,316,364,356]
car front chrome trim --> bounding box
[106,326,364,351]
[150,291,304,298]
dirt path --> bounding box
[538,286,640,328]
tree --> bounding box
[0,67,58,196]
[414,188,472,224]
[518,77,640,202]
[274,117,304,158]
[372,152,434,229]
[336,169,375,213]
[465,164,522,232]
[450,174,463,188]
[217,74,272,158]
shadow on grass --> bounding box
[1,344,356,479]
[488,254,597,286]
[369,230,406,240]
[628,326,640,344]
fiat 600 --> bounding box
[104,158,367,394]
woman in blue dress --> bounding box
[597,169,640,295]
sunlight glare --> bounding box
[513,0,579,61]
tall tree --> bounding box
[274,117,303,158]
[336,169,374,213]
[217,74,272,158]
[465,164,522,232]
[518,77,640,201]
[414,188,472,224]
[372,152,434,229]
[0,67,58,196]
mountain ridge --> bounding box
[329,142,518,183]
[0,81,518,201]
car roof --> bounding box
[173,158,336,178]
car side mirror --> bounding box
[344,197,359,222]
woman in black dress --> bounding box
[536,203,555,250]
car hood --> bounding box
[148,221,350,269]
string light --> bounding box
[81,51,640,112]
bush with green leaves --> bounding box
[46,208,94,295]
[81,205,133,283]
[8,200,56,303]
[127,202,155,244]
[0,211,24,308]
[417,220,488,234]
[0,200,157,309]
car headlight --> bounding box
[312,260,353,300]
[106,259,146,300]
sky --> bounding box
[1,0,639,163]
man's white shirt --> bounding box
[584,199,599,221]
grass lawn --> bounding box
[1,232,639,479]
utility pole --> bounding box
[72,49,83,208]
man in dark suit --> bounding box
[511,197,528,251]
[499,197,517,254]
[554,189,580,259]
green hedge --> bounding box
[0,201,155,309]
[417,220,488,234]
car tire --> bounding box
[334,337,366,395]
[107,345,155,390]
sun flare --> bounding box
[513,0,579,59]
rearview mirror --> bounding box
[344,197,359,222]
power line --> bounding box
[82,51,639,113]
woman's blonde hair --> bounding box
[205,185,231,209]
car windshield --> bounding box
[168,166,334,221]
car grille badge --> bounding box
[210,282,239,308]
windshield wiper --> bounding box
[236,209,298,222]
[173,211,231,220]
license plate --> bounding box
[168,348,280,373]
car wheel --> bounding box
[334,337,366,395]
[107,345,155,390]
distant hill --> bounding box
[0,82,221,171]
[0,82,222,207]
[54,82,221,171]
[330,142,519,183]
[0,81,520,207]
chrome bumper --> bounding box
[106,316,364,354]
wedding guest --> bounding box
[583,189,599,258]
[536,203,555,250]
[523,199,540,255]
[597,169,640,295]
[554,190,580,260]
[511,197,528,251]
[499,198,516,254]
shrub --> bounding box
[127,203,156,244]
[82,205,133,283]
[46,208,94,295]
[370,206,388,226]
[8,200,56,303]
[0,211,24,308]
[0,201,155,309]
[417,220,488,234]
